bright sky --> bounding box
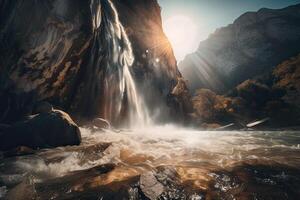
[158,0,300,61]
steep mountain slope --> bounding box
[0,0,191,125]
[112,0,192,122]
[180,4,300,94]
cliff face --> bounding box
[0,0,92,122]
[179,4,300,94]
[0,0,191,124]
[112,0,192,122]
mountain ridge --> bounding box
[179,3,300,94]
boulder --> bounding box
[0,109,81,151]
[91,118,111,129]
[140,172,165,200]
[4,176,37,200]
[3,146,35,158]
[82,118,111,132]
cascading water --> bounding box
[89,0,150,127]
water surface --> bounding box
[1,126,300,199]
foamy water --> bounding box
[1,126,300,199]
[81,126,300,168]
[2,126,300,178]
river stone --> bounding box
[4,175,37,200]
[3,146,35,158]
[91,118,111,130]
[140,171,164,200]
[0,109,81,151]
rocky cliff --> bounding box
[0,0,191,125]
[180,4,300,94]
[112,0,192,122]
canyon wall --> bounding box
[0,0,191,125]
[180,4,300,94]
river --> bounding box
[1,126,300,199]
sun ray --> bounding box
[163,15,198,61]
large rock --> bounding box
[0,109,81,151]
[4,176,38,200]
[180,4,300,94]
[140,172,165,200]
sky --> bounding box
[158,0,300,61]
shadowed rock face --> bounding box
[0,0,191,125]
[179,4,300,94]
[0,109,81,151]
[0,0,92,123]
[112,0,192,122]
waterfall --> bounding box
[89,0,151,127]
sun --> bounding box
[163,15,198,61]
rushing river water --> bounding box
[1,126,300,199]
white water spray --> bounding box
[90,0,151,127]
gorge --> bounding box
[0,0,190,127]
[0,1,300,200]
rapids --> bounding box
[1,127,300,199]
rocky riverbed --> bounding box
[1,127,300,199]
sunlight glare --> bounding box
[163,15,198,61]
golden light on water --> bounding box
[163,15,198,61]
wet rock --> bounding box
[34,164,128,200]
[140,171,164,200]
[93,118,111,129]
[0,174,28,188]
[3,146,35,158]
[0,109,81,151]
[40,142,111,165]
[139,166,189,200]
[0,186,7,199]
[85,118,111,131]
[4,175,38,200]
[68,163,116,177]
[154,166,189,199]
